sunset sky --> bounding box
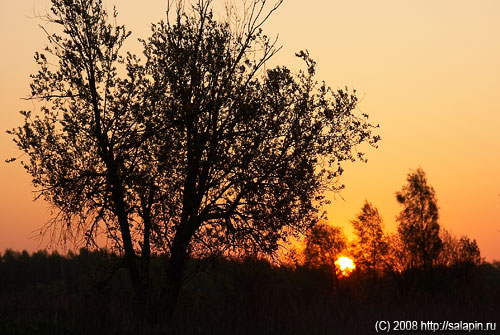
[1,0,499,260]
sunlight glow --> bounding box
[335,256,355,277]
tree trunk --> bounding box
[110,173,142,290]
[162,225,192,323]
[87,56,143,296]
[160,121,203,323]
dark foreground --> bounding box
[0,249,499,334]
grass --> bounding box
[0,250,499,334]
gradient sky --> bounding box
[1,0,499,260]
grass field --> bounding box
[0,250,498,334]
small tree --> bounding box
[456,236,481,266]
[438,228,482,267]
[351,200,388,275]
[396,168,442,271]
[303,222,347,292]
[438,229,482,283]
[385,233,409,273]
[437,228,460,267]
[303,222,347,270]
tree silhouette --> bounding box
[8,0,380,318]
[438,228,460,268]
[303,222,347,271]
[8,0,149,293]
[385,232,410,275]
[456,236,481,266]
[303,222,347,292]
[438,229,482,284]
[396,168,442,271]
[351,200,388,276]
[440,229,481,267]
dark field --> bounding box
[0,249,499,335]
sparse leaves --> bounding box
[8,0,380,316]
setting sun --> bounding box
[335,257,356,277]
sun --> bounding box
[335,256,355,277]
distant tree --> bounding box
[437,228,459,267]
[280,245,303,269]
[8,0,379,318]
[385,233,409,274]
[351,200,388,275]
[456,236,481,266]
[303,222,347,270]
[437,228,481,267]
[303,222,347,292]
[437,229,482,284]
[396,168,442,271]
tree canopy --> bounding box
[396,168,442,270]
[351,200,388,275]
[303,222,347,270]
[8,0,380,317]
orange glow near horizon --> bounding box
[335,257,356,277]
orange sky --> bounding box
[1,0,499,260]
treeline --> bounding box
[0,249,127,293]
[292,168,484,287]
[1,168,497,335]
[0,248,499,334]
[0,168,495,335]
